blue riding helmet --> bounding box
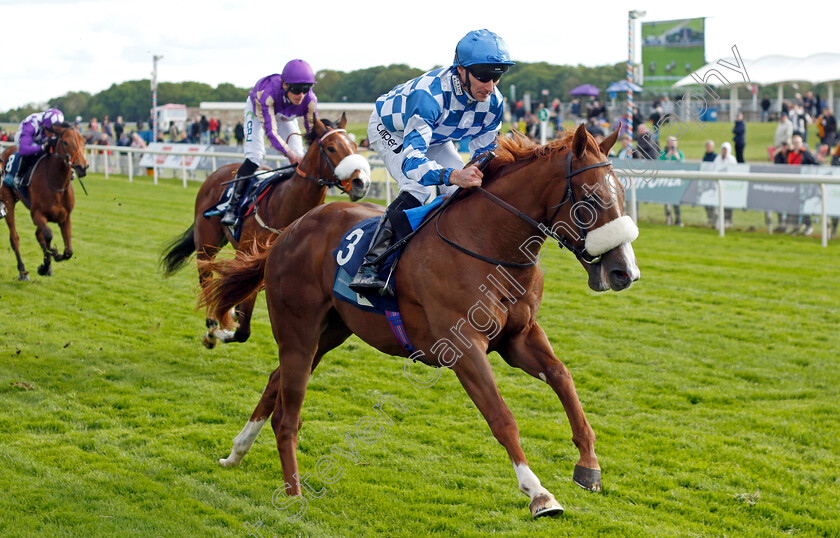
[454,29,514,68]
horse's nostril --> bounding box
[610,270,630,283]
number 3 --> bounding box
[336,228,364,266]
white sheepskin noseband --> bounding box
[584,215,639,256]
[334,154,371,181]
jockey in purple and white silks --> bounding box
[10,108,64,185]
[349,29,513,294]
[221,59,318,226]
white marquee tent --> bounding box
[673,53,840,117]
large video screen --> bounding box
[641,18,706,91]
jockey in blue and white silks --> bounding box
[350,29,513,294]
[221,59,318,227]
[371,66,504,203]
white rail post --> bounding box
[717,179,725,237]
[104,150,109,179]
[128,149,133,182]
[211,155,217,171]
[182,155,187,188]
[154,164,158,185]
[821,183,828,248]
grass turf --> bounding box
[0,173,838,536]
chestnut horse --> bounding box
[161,115,370,347]
[0,124,88,280]
[199,125,640,518]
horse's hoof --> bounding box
[573,465,602,492]
[18,272,30,282]
[529,493,564,518]
[37,264,53,276]
[219,457,240,467]
[202,332,218,349]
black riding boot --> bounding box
[349,191,421,295]
[15,153,39,189]
[221,159,259,226]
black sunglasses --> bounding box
[468,65,508,83]
[287,83,313,95]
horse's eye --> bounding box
[326,146,336,153]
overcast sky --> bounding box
[2,0,837,112]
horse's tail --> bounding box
[197,237,275,329]
[160,224,196,276]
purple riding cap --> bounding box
[248,74,317,155]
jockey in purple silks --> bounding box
[220,59,319,227]
[1,108,64,218]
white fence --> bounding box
[2,141,837,247]
[615,166,840,247]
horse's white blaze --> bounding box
[598,241,640,285]
[617,242,640,281]
[219,418,267,467]
[334,154,371,182]
[514,462,550,500]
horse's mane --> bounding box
[485,129,601,178]
[305,118,336,145]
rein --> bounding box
[436,151,612,267]
[252,127,354,235]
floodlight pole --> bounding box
[152,54,164,143]
[627,10,646,138]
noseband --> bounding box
[295,128,356,194]
[436,150,612,268]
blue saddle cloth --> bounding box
[202,170,294,219]
[333,216,401,314]
[331,196,448,315]
[202,169,295,239]
[2,152,21,188]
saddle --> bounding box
[2,152,41,204]
[202,168,296,237]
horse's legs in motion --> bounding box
[31,211,56,276]
[206,236,262,347]
[449,337,563,518]
[219,311,350,467]
[196,221,229,348]
[53,216,72,262]
[499,322,601,492]
[2,191,28,280]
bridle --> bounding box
[44,128,85,193]
[436,150,612,268]
[294,127,356,195]
[54,128,85,168]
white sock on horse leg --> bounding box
[219,418,267,467]
[513,462,551,500]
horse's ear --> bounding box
[314,116,326,136]
[600,128,620,157]
[572,123,588,159]
[338,112,347,129]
